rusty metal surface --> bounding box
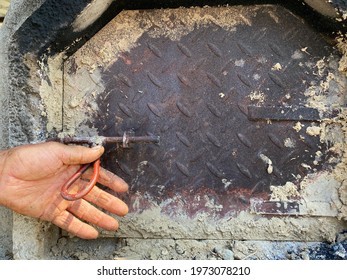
[64,5,341,234]
[248,105,344,121]
[247,105,322,121]
[250,198,301,216]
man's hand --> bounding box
[0,142,129,239]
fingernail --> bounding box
[91,145,102,150]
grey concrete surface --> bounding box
[0,0,46,259]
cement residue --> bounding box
[112,239,234,260]
[299,172,341,217]
[63,64,103,136]
[97,199,345,242]
[232,240,312,260]
[144,6,254,40]
[18,52,62,141]
[21,52,63,138]
[284,137,295,148]
[271,62,282,71]
[49,236,347,259]
[33,50,102,136]
[306,125,322,136]
[270,182,300,201]
[249,90,266,103]
[259,153,273,174]
[283,121,347,221]
[265,37,347,223]
[304,55,347,112]
[337,36,347,73]
[311,44,347,220]
[328,109,347,221]
[293,121,304,132]
[71,5,261,73]
[37,53,64,133]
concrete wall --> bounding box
[0,0,47,259]
[0,0,11,259]
[0,0,109,259]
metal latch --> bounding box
[49,132,160,201]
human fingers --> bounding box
[51,210,99,239]
[67,199,119,231]
[82,166,129,193]
[53,142,104,165]
[84,185,129,217]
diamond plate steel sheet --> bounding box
[63,5,345,238]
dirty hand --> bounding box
[0,142,129,239]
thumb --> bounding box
[58,143,104,165]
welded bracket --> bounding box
[250,198,338,217]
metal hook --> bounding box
[60,159,101,201]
